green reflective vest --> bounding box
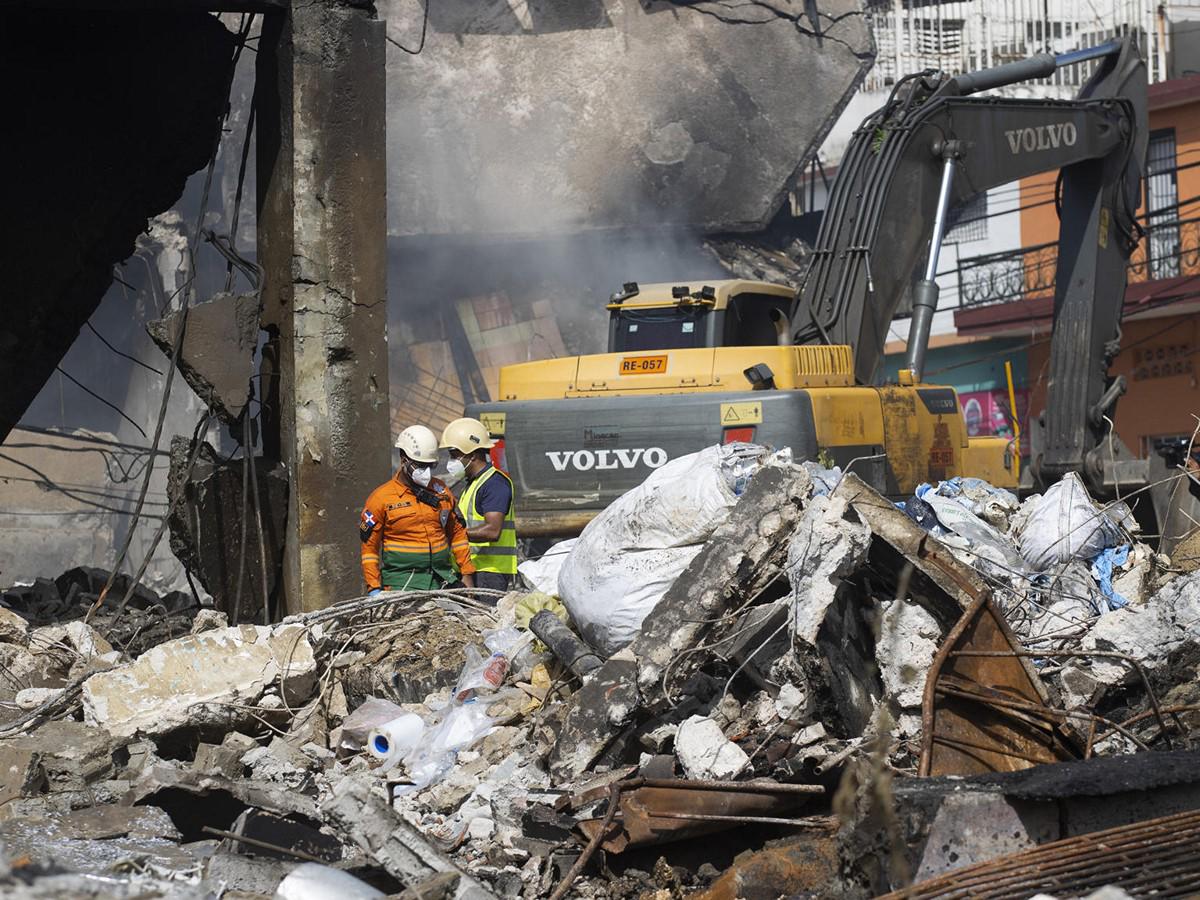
[457,466,518,575]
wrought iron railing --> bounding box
[956,215,1200,308]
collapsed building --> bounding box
[2,448,1200,897]
[4,1,1200,898]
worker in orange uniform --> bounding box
[360,425,476,594]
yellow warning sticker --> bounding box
[720,401,763,426]
[479,412,507,437]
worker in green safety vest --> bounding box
[440,417,517,595]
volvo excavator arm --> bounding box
[790,38,1148,496]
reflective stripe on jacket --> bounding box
[361,474,475,591]
[457,466,518,576]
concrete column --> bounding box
[256,2,390,615]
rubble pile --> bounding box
[2,446,1199,898]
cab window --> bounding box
[722,293,788,346]
[612,307,708,352]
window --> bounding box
[722,293,789,347]
[611,307,708,352]
[945,191,988,244]
[1146,129,1180,280]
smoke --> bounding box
[377,0,835,431]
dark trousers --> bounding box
[474,571,512,592]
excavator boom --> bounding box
[791,38,1147,495]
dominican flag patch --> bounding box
[360,509,377,543]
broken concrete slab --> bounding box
[0,745,43,811]
[323,775,490,900]
[0,721,124,794]
[550,463,812,782]
[147,290,261,426]
[30,620,114,662]
[81,624,316,739]
[192,742,247,780]
[339,606,476,705]
[788,493,872,643]
[877,599,940,709]
[55,804,180,841]
[382,0,873,236]
[125,762,323,838]
[1056,571,1200,709]
[636,463,813,703]
[675,716,750,780]
[0,608,29,645]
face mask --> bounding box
[409,465,432,487]
[446,458,466,479]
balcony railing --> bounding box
[957,215,1200,308]
[863,0,1172,92]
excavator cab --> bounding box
[606,281,793,353]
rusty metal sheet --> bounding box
[919,595,1079,777]
[573,778,825,852]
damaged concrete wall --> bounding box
[0,11,237,440]
[381,0,873,237]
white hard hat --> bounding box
[440,417,496,455]
[394,425,439,464]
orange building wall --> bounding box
[1027,313,1200,456]
[1020,89,1200,455]
[1020,94,1200,276]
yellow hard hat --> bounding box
[394,425,439,463]
[440,417,496,455]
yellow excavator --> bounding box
[470,39,1153,538]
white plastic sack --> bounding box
[1017,472,1124,571]
[517,538,577,594]
[558,443,767,656]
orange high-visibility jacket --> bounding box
[360,474,475,591]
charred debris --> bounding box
[2,446,1200,898]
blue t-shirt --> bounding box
[471,465,513,517]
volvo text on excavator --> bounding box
[470,38,1160,538]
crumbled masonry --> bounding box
[2,452,1200,898]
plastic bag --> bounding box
[558,443,770,656]
[927,477,1020,530]
[922,493,1028,575]
[802,461,842,498]
[393,701,495,795]
[901,494,942,533]
[517,539,577,594]
[514,592,567,629]
[1091,544,1131,609]
[1017,472,1124,571]
[453,627,530,701]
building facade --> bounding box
[953,73,1200,466]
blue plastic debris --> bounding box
[1091,544,1131,610]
